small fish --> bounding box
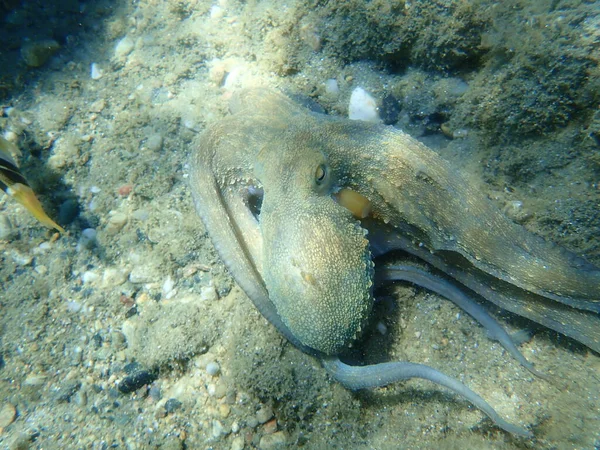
[0,135,64,233]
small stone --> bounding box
[81,271,99,284]
[145,134,163,152]
[73,390,88,407]
[323,78,339,95]
[0,403,16,428]
[90,99,106,113]
[110,331,127,350]
[164,398,182,414]
[118,368,158,394]
[206,361,220,376]
[376,321,387,335]
[0,215,16,240]
[230,436,244,450]
[200,283,218,302]
[218,403,230,419]
[129,265,156,284]
[132,209,150,221]
[348,87,380,123]
[90,63,103,80]
[21,39,60,67]
[263,418,277,434]
[114,36,134,59]
[10,250,32,266]
[380,94,401,125]
[258,431,287,450]
[102,267,128,287]
[246,416,259,429]
[212,419,226,439]
[162,276,175,296]
[107,212,127,233]
[256,406,273,424]
[55,380,81,403]
[77,228,97,251]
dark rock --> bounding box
[58,198,80,226]
[164,398,182,413]
[118,368,158,394]
[55,380,81,403]
[380,94,401,125]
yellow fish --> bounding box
[0,135,64,233]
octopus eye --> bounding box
[315,164,327,184]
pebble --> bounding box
[114,36,134,59]
[230,436,244,450]
[81,271,99,284]
[162,276,176,296]
[129,265,156,284]
[21,39,60,67]
[77,228,97,251]
[145,133,163,152]
[256,406,273,424]
[218,404,231,419]
[258,431,287,449]
[107,212,127,233]
[10,250,32,266]
[102,267,128,287]
[200,283,218,302]
[90,63,103,80]
[323,78,339,95]
[380,94,401,125]
[0,215,15,240]
[0,403,16,428]
[246,416,259,429]
[348,87,380,123]
[90,99,106,113]
[206,361,220,376]
[212,419,227,439]
[132,209,150,222]
[263,418,277,434]
[118,368,158,394]
[164,398,182,414]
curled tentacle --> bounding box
[376,262,549,380]
[322,356,532,437]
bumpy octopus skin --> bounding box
[189,89,600,437]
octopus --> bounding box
[189,88,600,437]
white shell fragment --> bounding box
[348,87,380,123]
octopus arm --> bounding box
[321,356,532,437]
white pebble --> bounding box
[200,283,218,301]
[77,228,97,251]
[81,271,99,284]
[324,78,339,95]
[90,63,103,80]
[66,300,83,313]
[349,87,380,123]
[162,276,175,296]
[10,250,32,266]
[206,361,220,376]
[114,36,134,59]
[132,209,150,221]
[145,133,163,152]
[376,321,387,335]
[102,267,128,287]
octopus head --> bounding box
[256,142,374,355]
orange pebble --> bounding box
[118,184,133,196]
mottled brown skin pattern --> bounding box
[190,88,600,355]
